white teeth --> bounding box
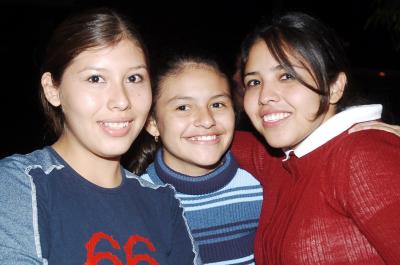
[263,112,290,122]
[103,121,129,129]
[189,135,217,141]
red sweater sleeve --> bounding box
[333,130,400,264]
[231,131,269,182]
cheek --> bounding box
[156,115,180,137]
[290,90,321,120]
[227,111,236,129]
[215,111,235,131]
[131,89,152,113]
[243,90,258,118]
[62,91,100,115]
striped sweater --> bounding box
[141,149,262,265]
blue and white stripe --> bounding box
[141,150,262,265]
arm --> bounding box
[349,120,400,136]
[231,130,284,184]
[0,157,44,264]
[336,131,400,264]
[167,190,200,265]
[231,131,268,181]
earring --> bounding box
[154,135,159,143]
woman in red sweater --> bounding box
[238,12,400,264]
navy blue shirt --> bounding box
[31,147,197,264]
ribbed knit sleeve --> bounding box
[231,131,281,183]
[330,130,400,264]
[255,129,400,265]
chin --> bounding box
[96,145,130,159]
[98,151,124,159]
[198,157,225,169]
[263,135,293,150]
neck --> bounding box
[285,106,337,152]
[153,149,238,195]
[52,137,122,188]
[164,158,219,177]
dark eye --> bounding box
[177,105,189,111]
[211,102,225,109]
[245,79,261,88]
[128,74,143,83]
[88,75,103,83]
[280,73,295,81]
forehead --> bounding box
[163,66,230,94]
[246,40,277,69]
[246,39,306,72]
[71,38,145,67]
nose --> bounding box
[194,107,216,129]
[258,84,279,105]
[108,82,130,111]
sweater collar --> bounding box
[284,104,382,160]
[152,149,239,195]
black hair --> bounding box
[126,50,237,175]
[240,12,366,116]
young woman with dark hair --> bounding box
[0,8,198,264]
[240,12,400,264]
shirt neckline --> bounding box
[284,104,382,160]
[152,149,238,195]
[46,146,127,193]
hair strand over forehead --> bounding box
[240,12,361,117]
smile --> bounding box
[98,120,132,137]
[189,135,217,141]
[102,121,130,129]
[263,112,290,122]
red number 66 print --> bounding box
[85,232,159,265]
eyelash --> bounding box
[88,75,104,83]
[245,79,261,88]
[127,74,143,83]
[176,103,226,111]
[211,102,225,108]
[176,105,189,111]
[87,74,143,83]
[280,73,295,80]
[245,72,295,88]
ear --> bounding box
[329,72,346,104]
[41,72,61,107]
[145,116,160,137]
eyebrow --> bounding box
[166,93,231,104]
[78,64,148,73]
[243,65,283,77]
[244,63,306,77]
[210,93,232,100]
[128,65,148,71]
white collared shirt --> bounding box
[284,104,382,160]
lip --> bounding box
[98,119,133,137]
[185,133,222,145]
[260,110,291,128]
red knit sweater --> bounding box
[232,130,400,265]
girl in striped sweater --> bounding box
[129,52,263,265]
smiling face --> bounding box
[148,65,235,176]
[42,38,152,159]
[243,40,336,150]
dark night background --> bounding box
[1,0,399,159]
